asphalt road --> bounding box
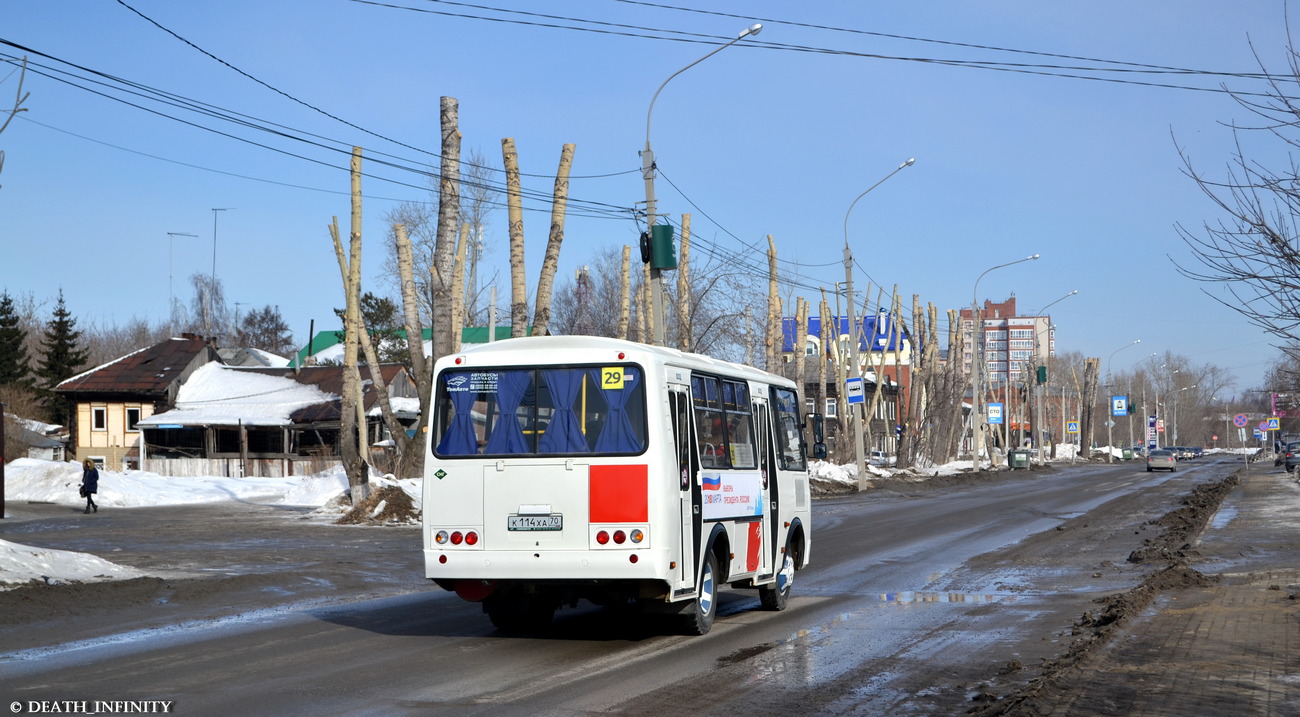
[0,458,1239,715]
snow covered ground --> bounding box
[0,458,419,590]
[0,445,1254,589]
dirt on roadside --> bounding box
[969,473,1240,716]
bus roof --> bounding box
[441,335,795,389]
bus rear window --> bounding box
[433,365,648,457]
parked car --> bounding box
[869,450,895,466]
[1283,442,1300,473]
[1146,449,1177,472]
[1190,446,1204,459]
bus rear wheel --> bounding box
[679,552,719,635]
[759,546,794,611]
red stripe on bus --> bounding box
[746,521,762,572]
[589,464,649,523]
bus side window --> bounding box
[670,390,695,490]
[770,387,808,471]
[692,375,724,468]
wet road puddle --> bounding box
[879,591,1020,604]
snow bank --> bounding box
[0,539,147,589]
[0,459,427,589]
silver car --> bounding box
[1146,449,1177,472]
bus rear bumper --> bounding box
[425,548,673,584]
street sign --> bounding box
[1067,420,1079,434]
[1147,415,1158,451]
[1259,421,1271,432]
[1233,414,1249,428]
[1254,428,1264,439]
[988,403,1004,425]
[845,377,865,405]
[1268,417,1280,431]
[1111,396,1128,417]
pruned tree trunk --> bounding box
[766,235,778,372]
[619,245,631,340]
[392,222,431,478]
[641,262,653,343]
[675,213,692,352]
[792,297,807,400]
[532,143,575,336]
[432,97,461,360]
[1080,358,1100,456]
[335,147,368,503]
[502,137,528,338]
[333,222,405,469]
[451,223,468,353]
[743,306,753,367]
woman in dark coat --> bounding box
[80,459,98,514]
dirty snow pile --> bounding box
[0,539,147,589]
[0,458,422,589]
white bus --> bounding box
[423,335,818,634]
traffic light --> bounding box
[640,225,677,270]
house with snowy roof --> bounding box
[54,334,221,471]
[137,361,416,478]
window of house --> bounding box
[91,406,107,432]
[125,407,142,432]
[825,398,838,418]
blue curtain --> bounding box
[594,368,641,453]
[538,369,589,453]
[434,377,479,455]
[484,371,531,454]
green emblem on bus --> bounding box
[435,469,447,480]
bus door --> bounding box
[752,396,774,577]
[668,385,700,594]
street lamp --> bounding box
[165,231,199,335]
[842,157,915,488]
[1104,339,1141,463]
[642,23,762,346]
[1029,289,1077,462]
[970,253,1040,471]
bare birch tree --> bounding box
[431,97,461,361]
[675,214,692,352]
[501,138,528,338]
[619,246,631,340]
[532,143,575,336]
[766,235,778,372]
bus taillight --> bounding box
[465,531,479,546]
[613,530,627,544]
[596,530,610,545]
[630,529,645,544]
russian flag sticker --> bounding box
[702,475,722,491]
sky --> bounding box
[1,1,1293,393]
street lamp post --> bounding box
[1030,290,1077,462]
[642,23,762,346]
[970,254,1040,471]
[165,231,199,335]
[1104,339,1141,463]
[1172,384,1197,446]
[843,158,915,488]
